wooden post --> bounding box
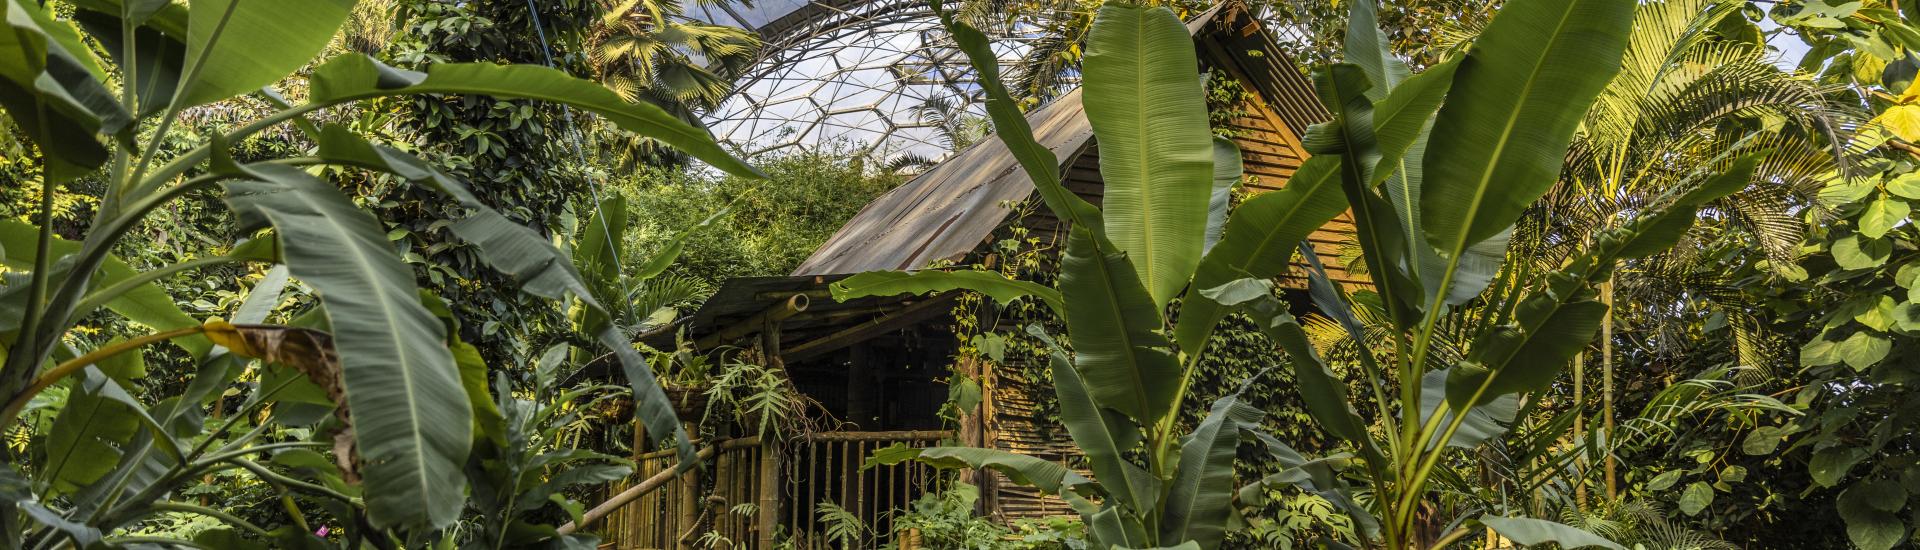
[759,308,787,550]
[757,439,780,549]
[675,421,700,549]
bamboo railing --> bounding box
[600,430,952,550]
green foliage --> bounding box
[619,148,904,286]
[0,0,751,546]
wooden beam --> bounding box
[784,295,958,362]
[558,444,720,535]
[695,294,810,351]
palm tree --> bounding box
[587,0,762,168]
[1528,0,1848,502]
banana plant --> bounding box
[0,0,755,546]
[845,0,1759,548]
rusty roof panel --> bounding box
[791,89,1094,276]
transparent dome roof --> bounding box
[696,0,1041,163]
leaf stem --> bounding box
[0,326,207,430]
[150,501,273,537]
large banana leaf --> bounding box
[1343,0,1408,102]
[75,8,183,120]
[1315,64,1424,324]
[43,369,146,494]
[930,0,1103,231]
[221,163,471,530]
[1420,0,1633,282]
[0,220,208,357]
[1369,60,1456,188]
[0,0,129,179]
[309,127,692,463]
[1414,369,1518,449]
[1082,3,1214,307]
[313,126,599,308]
[1206,281,1369,445]
[1173,155,1346,355]
[598,326,694,462]
[829,270,1064,314]
[1160,394,1263,548]
[1444,197,1700,409]
[871,446,1086,495]
[1060,226,1182,426]
[173,0,353,109]
[1204,138,1243,253]
[1480,515,1626,550]
[307,54,758,179]
[571,194,628,335]
[1049,352,1155,513]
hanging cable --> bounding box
[522,0,640,323]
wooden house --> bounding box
[600,2,1350,547]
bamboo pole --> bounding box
[561,444,718,535]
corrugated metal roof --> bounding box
[791,88,1095,275]
[791,2,1317,276]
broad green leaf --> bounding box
[73,8,183,118]
[1743,426,1787,455]
[1839,482,1910,550]
[314,126,600,308]
[173,0,353,108]
[1479,515,1625,550]
[1860,196,1910,239]
[1447,295,1607,408]
[1812,447,1868,487]
[1677,152,1766,206]
[1801,336,1841,368]
[1888,173,1920,199]
[572,194,628,335]
[598,326,694,463]
[1316,64,1424,324]
[932,0,1102,232]
[1083,3,1214,307]
[1369,59,1457,187]
[0,0,130,179]
[43,369,144,494]
[1050,353,1154,514]
[1060,226,1181,426]
[307,55,758,178]
[66,0,187,36]
[1448,197,1725,408]
[1421,0,1632,261]
[1856,295,1899,331]
[1679,481,1714,515]
[1838,331,1891,370]
[1416,369,1518,449]
[1174,154,1346,355]
[309,127,690,465]
[830,270,1064,314]
[0,220,208,357]
[1648,470,1684,491]
[1834,234,1891,270]
[221,163,470,530]
[1342,0,1409,101]
[1821,177,1878,207]
[95,336,145,381]
[1204,137,1242,253]
[1215,284,1368,444]
[1614,210,1697,259]
[871,446,1085,495]
[1160,394,1262,549]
